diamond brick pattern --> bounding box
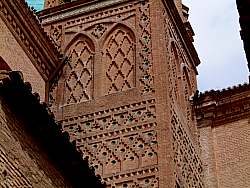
[104,28,135,95]
[64,40,94,104]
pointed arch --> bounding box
[101,24,136,95]
[63,34,95,105]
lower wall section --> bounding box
[0,101,69,188]
[199,118,250,188]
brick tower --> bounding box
[39,0,203,187]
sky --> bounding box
[26,0,249,92]
[27,0,43,10]
[183,0,249,91]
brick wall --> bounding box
[216,118,250,187]
[0,18,45,101]
[0,100,70,187]
[40,0,202,187]
[199,118,250,188]
[196,86,250,188]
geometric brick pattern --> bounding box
[43,0,203,187]
[171,113,203,188]
[103,27,135,95]
[44,0,62,9]
[138,2,154,94]
[61,99,159,187]
[163,8,203,188]
[49,24,62,50]
[64,38,94,105]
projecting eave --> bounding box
[0,71,105,188]
[194,83,250,127]
[0,0,61,81]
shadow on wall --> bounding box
[0,57,11,71]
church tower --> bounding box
[39,0,203,187]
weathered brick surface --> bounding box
[0,18,45,101]
[214,118,250,188]
[199,126,218,188]
[0,100,70,187]
[199,118,250,188]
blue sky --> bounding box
[26,0,43,10]
[26,0,249,92]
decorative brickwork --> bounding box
[91,24,108,39]
[0,0,59,82]
[162,6,203,187]
[171,113,203,188]
[41,0,202,187]
[49,24,63,50]
[0,148,32,187]
[195,85,250,188]
[61,99,159,185]
[103,25,135,95]
[64,36,94,104]
[0,99,67,188]
[44,0,63,9]
[138,1,154,94]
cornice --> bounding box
[38,0,133,24]
[195,83,250,103]
[0,0,60,81]
[195,83,250,127]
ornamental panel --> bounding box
[102,25,135,95]
[64,36,94,105]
